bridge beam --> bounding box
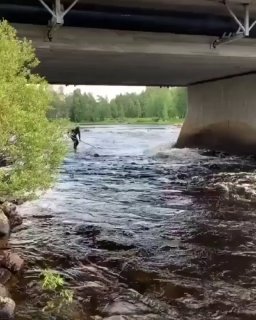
[12,23,256,85]
[176,74,256,154]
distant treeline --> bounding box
[48,87,187,123]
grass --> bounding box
[40,269,74,314]
[79,118,184,126]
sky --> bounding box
[53,85,146,100]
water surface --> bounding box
[12,125,256,320]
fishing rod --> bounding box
[80,140,103,149]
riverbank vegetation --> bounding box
[41,269,74,315]
[48,86,187,124]
[0,21,66,198]
[79,117,184,125]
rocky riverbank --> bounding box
[0,201,24,319]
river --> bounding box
[10,125,256,320]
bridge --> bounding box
[2,0,256,154]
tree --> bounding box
[48,85,187,123]
[97,96,111,121]
[109,100,119,119]
[47,89,69,119]
[173,88,187,118]
[69,89,84,122]
[0,21,66,197]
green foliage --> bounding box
[41,269,65,291]
[40,269,74,314]
[0,21,66,197]
[48,86,187,123]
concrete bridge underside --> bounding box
[14,24,256,86]
[6,0,256,154]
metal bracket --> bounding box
[212,1,256,48]
[38,0,79,41]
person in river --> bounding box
[69,126,81,152]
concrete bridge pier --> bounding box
[176,74,256,155]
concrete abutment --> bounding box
[176,74,256,154]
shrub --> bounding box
[0,21,66,197]
[40,269,74,314]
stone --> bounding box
[11,225,28,234]
[8,213,23,230]
[0,210,10,238]
[96,239,135,251]
[12,199,26,206]
[103,317,127,320]
[0,251,24,273]
[103,300,150,316]
[0,202,23,231]
[0,297,15,320]
[31,214,53,219]
[0,284,8,297]
[75,225,101,237]
[102,314,161,320]
[0,203,16,219]
[82,281,106,290]
[0,239,10,250]
[76,281,107,296]
[0,269,12,285]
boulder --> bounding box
[0,210,10,238]
[103,315,161,320]
[75,225,101,237]
[103,300,151,316]
[0,239,10,250]
[96,239,135,251]
[0,203,16,219]
[0,269,12,285]
[11,225,28,234]
[0,297,15,320]
[75,281,107,296]
[8,213,23,230]
[0,251,24,273]
[0,202,22,230]
[103,317,126,320]
[0,284,9,297]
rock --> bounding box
[0,297,15,319]
[0,210,10,238]
[0,239,10,250]
[0,203,16,218]
[96,239,135,251]
[103,317,127,320]
[103,300,151,316]
[103,316,161,320]
[11,225,28,234]
[160,245,171,251]
[94,153,100,157]
[12,198,26,206]
[0,284,8,297]
[209,164,220,170]
[0,251,24,273]
[32,214,53,219]
[177,173,188,180]
[0,269,12,284]
[8,213,23,230]
[0,202,23,231]
[81,281,106,290]
[75,225,101,237]
[76,281,107,296]
[200,150,219,157]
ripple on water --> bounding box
[10,125,256,320]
